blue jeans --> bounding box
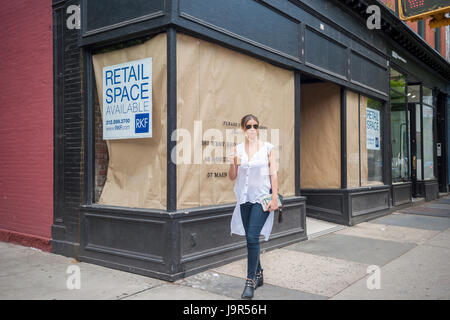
[240,201,269,281]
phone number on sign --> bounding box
[106,118,130,125]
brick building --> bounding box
[381,0,448,58]
[0,0,53,251]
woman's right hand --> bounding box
[227,148,240,166]
[228,147,239,181]
[227,152,236,166]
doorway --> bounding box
[407,83,439,200]
[407,101,419,196]
[436,92,448,193]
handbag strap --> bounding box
[268,144,284,220]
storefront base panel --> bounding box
[65,197,307,282]
[302,186,391,226]
[178,198,307,280]
[179,228,306,280]
[392,182,413,207]
[51,224,80,258]
[415,180,439,201]
[51,239,80,259]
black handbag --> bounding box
[269,188,284,223]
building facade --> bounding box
[0,0,449,281]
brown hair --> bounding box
[240,114,259,130]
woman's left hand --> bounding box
[268,198,279,212]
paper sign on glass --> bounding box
[102,57,152,140]
[366,107,380,151]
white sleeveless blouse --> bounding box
[230,141,275,241]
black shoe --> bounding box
[255,269,263,289]
[241,279,256,299]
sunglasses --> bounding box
[245,124,259,130]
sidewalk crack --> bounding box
[116,283,165,300]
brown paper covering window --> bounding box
[92,33,167,210]
[300,82,341,189]
[347,90,360,188]
[360,95,384,186]
[176,34,295,209]
[346,90,384,188]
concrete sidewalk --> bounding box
[1,197,449,300]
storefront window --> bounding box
[300,82,341,189]
[423,86,433,105]
[408,85,420,103]
[390,68,409,183]
[408,85,422,181]
[176,34,296,208]
[423,87,435,180]
[361,96,383,185]
[92,33,168,210]
[416,103,422,180]
[347,90,384,187]
[347,90,360,187]
[408,85,435,181]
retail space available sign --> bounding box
[102,58,152,140]
[366,107,380,150]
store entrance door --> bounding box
[436,92,448,193]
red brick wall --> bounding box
[381,0,396,12]
[424,18,435,48]
[406,21,418,33]
[0,0,53,251]
[439,26,446,57]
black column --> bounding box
[52,0,83,257]
[384,98,393,204]
[341,86,347,189]
[295,72,301,196]
[167,27,177,212]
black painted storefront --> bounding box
[52,0,450,280]
[386,35,448,204]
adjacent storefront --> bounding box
[387,36,449,203]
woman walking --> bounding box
[228,114,279,300]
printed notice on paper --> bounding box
[366,107,380,151]
[102,57,152,140]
